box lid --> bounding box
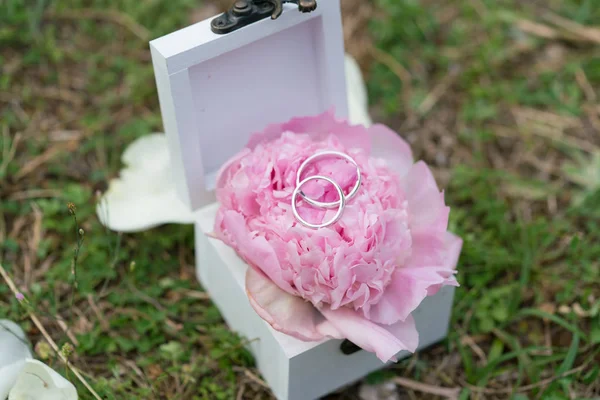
[150,1,348,211]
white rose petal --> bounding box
[8,359,78,400]
[1,320,78,400]
[0,320,32,400]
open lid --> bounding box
[150,1,348,211]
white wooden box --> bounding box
[195,204,455,400]
[150,3,455,399]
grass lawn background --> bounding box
[1,0,599,399]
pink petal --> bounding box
[406,229,463,270]
[405,230,446,268]
[426,232,463,295]
[402,161,449,232]
[247,110,371,154]
[219,211,296,294]
[366,266,458,325]
[320,306,419,362]
[386,315,419,354]
[215,148,252,195]
[443,232,463,270]
[369,124,413,177]
[246,268,341,341]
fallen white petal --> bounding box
[97,54,372,232]
[345,54,373,127]
[121,131,171,173]
[8,359,78,400]
[96,133,197,232]
[0,320,32,400]
[359,381,400,400]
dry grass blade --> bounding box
[461,334,487,363]
[235,382,246,400]
[56,315,80,346]
[542,12,600,44]
[369,47,412,85]
[181,289,211,300]
[15,142,74,180]
[369,46,414,119]
[8,189,63,201]
[515,13,600,45]
[87,294,111,331]
[0,263,103,400]
[513,15,600,47]
[467,365,586,394]
[45,9,150,42]
[394,377,460,399]
[35,87,83,106]
[0,128,21,177]
[512,107,600,153]
[515,19,560,40]
[29,204,43,262]
[575,68,597,102]
[233,366,269,389]
[243,369,269,389]
[418,67,461,116]
[122,359,154,391]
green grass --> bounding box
[1,0,599,398]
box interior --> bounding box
[189,17,327,190]
[150,1,348,211]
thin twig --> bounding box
[87,294,110,331]
[394,376,460,399]
[0,263,103,400]
[369,46,415,121]
[466,365,586,394]
[15,144,65,180]
[417,67,461,116]
[461,334,487,363]
[370,47,412,84]
[542,12,600,44]
[68,208,84,323]
[56,315,80,346]
[232,367,269,389]
[235,382,246,400]
[97,194,123,298]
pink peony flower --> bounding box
[213,111,462,362]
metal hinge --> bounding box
[211,0,317,34]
